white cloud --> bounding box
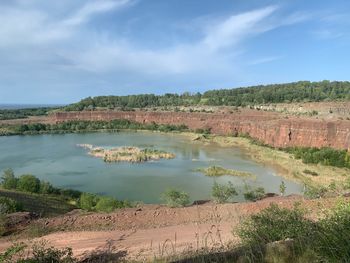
[248,56,284,65]
[0,1,314,103]
[0,0,131,47]
[67,6,281,75]
[202,6,278,51]
[63,0,131,26]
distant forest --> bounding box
[64,81,350,111]
[0,107,56,120]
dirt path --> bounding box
[0,195,342,261]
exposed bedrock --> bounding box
[51,110,350,150]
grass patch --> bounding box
[197,165,255,178]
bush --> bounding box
[0,215,7,237]
[238,204,315,246]
[312,201,350,261]
[95,196,122,213]
[0,242,77,263]
[161,189,190,207]
[279,181,286,196]
[287,147,350,168]
[17,174,40,193]
[79,193,98,211]
[0,242,27,262]
[0,197,22,214]
[211,181,237,203]
[39,181,55,194]
[30,242,76,263]
[303,185,327,199]
[1,169,18,190]
[59,189,82,199]
[243,186,265,201]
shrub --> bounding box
[238,204,315,246]
[0,197,22,214]
[0,242,77,263]
[17,174,40,193]
[0,215,7,237]
[95,196,122,213]
[30,241,76,263]
[59,189,82,199]
[39,181,55,194]
[79,193,98,211]
[279,181,286,196]
[0,242,27,262]
[303,185,327,199]
[312,201,350,261]
[1,169,18,190]
[287,147,350,168]
[211,181,237,203]
[243,186,265,201]
[161,189,190,207]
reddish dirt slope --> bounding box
[51,110,350,150]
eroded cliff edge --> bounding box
[51,110,350,150]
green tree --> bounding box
[40,181,55,194]
[1,169,18,190]
[95,196,121,212]
[17,174,40,193]
[79,193,98,211]
[211,181,237,203]
[161,189,190,208]
[0,197,22,214]
[279,181,286,196]
[243,186,265,201]
[238,204,315,245]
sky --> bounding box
[0,0,349,104]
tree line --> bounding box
[0,119,189,136]
[64,80,350,110]
[0,107,56,120]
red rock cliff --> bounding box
[51,110,350,150]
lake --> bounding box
[0,131,302,203]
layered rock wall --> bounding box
[51,111,350,150]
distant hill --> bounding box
[64,80,350,111]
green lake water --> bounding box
[0,131,302,203]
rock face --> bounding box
[51,110,350,150]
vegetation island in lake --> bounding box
[77,144,175,163]
[196,165,256,178]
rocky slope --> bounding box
[51,109,350,150]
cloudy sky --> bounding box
[0,0,349,104]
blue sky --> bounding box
[0,0,349,104]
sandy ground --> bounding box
[0,195,343,261]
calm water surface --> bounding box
[0,132,302,203]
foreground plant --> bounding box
[0,241,76,263]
